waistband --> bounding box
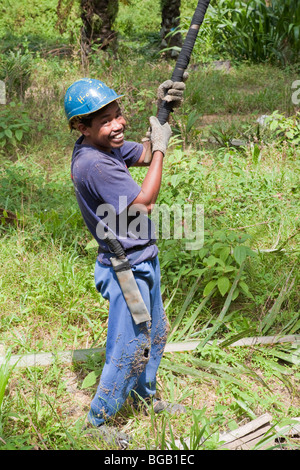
[98,239,156,256]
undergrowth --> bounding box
[0,0,299,451]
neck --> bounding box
[81,136,112,153]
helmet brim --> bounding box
[68,94,124,130]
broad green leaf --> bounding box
[4,128,12,139]
[223,266,236,273]
[233,245,247,265]
[15,129,23,141]
[205,255,218,267]
[198,247,209,259]
[217,276,230,296]
[203,280,217,297]
[218,246,230,262]
[270,119,278,130]
[81,370,100,389]
[170,174,180,188]
[232,288,239,301]
[239,280,254,299]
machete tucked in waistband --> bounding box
[104,232,151,325]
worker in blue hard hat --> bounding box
[64,77,186,448]
[64,78,124,128]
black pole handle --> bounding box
[157,0,211,125]
[104,231,126,258]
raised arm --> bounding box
[130,116,171,213]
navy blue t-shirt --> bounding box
[71,135,158,265]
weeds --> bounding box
[197,0,300,65]
[0,0,299,451]
[0,48,33,100]
[0,102,40,155]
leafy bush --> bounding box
[197,0,300,64]
[0,49,33,100]
[0,102,39,153]
[0,0,80,46]
[160,230,255,302]
[266,111,300,145]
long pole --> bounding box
[157,0,211,125]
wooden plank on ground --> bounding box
[275,418,300,438]
[173,414,300,450]
[171,414,273,450]
[219,413,273,450]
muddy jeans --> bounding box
[87,256,169,426]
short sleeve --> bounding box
[118,141,144,167]
[87,158,141,214]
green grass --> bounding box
[0,0,299,450]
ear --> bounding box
[77,122,90,136]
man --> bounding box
[64,77,186,448]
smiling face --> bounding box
[77,101,127,153]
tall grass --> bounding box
[0,0,299,450]
[212,0,299,64]
[0,350,15,410]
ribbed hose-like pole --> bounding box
[157,0,211,125]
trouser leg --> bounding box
[88,257,167,426]
[131,257,169,399]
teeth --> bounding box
[111,133,124,141]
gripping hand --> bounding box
[157,74,188,110]
[149,116,172,156]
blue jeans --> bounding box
[87,256,169,426]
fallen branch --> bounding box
[1,335,299,368]
[253,228,300,253]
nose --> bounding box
[112,116,126,130]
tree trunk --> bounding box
[160,0,182,58]
[80,0,119,54]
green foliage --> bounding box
[0,47,33,100]
[163,408,222,450]
[0,0,81,46]
[266,111,300,145]
[204,0,300,64]
[0,350,15,410]
[116,0,161,37]
[0,0,298,451]
[0,102,39,152]
[161,230,255,301]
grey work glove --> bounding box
[157,75,188,109]
[149,116,172,156]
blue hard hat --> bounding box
[64,78,123,127]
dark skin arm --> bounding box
[130,141,164,214]
[132,141,152,167]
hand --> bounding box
[149,116,172,156]
[157,74,188,109]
